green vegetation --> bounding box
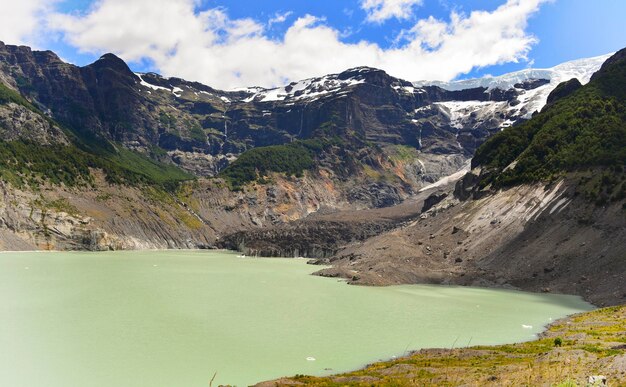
[473,50,626,203]
[0,140,192,190]
[554,380,578,387]
[46,198,79,216]
[0,83,35,110]
[0,82,39,112]
[185,119,206,143]
[1,81,192,191]
[159,111,177,128]
[219,140,323,189]
[106,146,193,190]
[0,141,95,187]
[387,144,419,162]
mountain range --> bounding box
[0,41,624,305]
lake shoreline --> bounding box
[0,246,613,308]
[257,305,626,386]
[0,250,594,386]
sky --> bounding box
[0,0,624,89]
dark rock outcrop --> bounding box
[545,78,582,106]
[421,191,448,212]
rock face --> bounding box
[0,102,68,144]
[0,41,605,182]
[0,171,349,252]
[421,191,448,212]
[546,78,582,106]
[0,41,623,307]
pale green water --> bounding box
[0,250,593,386]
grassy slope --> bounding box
[0,139,193,190]
[0,82,39,110]
[472,49,626,203]
[262,306,626,386]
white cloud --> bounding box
[41,0,546,89]
[0,0,58,46]
[360,0,424,23]
[268,11,293,26]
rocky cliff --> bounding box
[1,41,600,183]
[223,49,626,306]
[0,42,622,307]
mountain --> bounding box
[415,54,611,116]
[1,41,607,185]
[469,48,626,204]
[0,41,623,305]
[228,49,626,306]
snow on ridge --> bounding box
[136,73,171,92]
[243,73,367,103]
[418,53,612,119]
[434,101,509,129]
[392,84,417,94]
[414,53,612,92]
[171,86,183,97]
[229,86,266,94]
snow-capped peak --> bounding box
[415,53,612,118]
[238,68,373,103]
[413,53,612,91]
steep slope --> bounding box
[2,42,606,187]
[471,48,626,204]
[416,53,611,117]
[0,41,618,258]
[258,49,626,306]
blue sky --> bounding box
[2,0,625,88]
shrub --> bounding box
[219,141,318,189]
[472,51,626,204]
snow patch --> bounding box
[434,101,508,129]
[172,87,183,97]
[136,73,170,92]
[243,74,366,103]
[419,161,471,192]
[392,84,415,94]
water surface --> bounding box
[0,250,593,386]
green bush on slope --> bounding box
[472,49,626,202]
[219,140,323,189]
[0,140,192,190]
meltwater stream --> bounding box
[0,250,593,386]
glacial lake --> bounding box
[0,250,593,386]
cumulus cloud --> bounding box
[0,0,58,46]
[41,0,546,89]
[360,0,424,23]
